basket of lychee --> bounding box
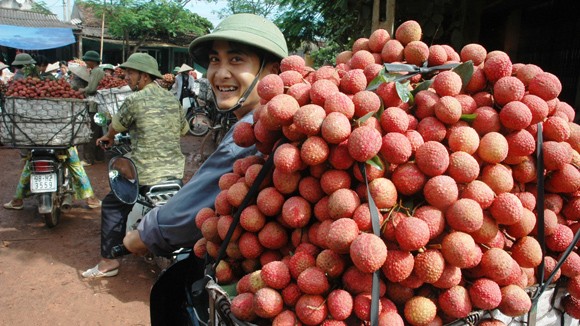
[190,19,580,326]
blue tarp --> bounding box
[0,25,75,50]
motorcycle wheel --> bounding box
[42,192,61,228]
[188,113,211,137]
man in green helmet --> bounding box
[122,13,288,257]
[82,52,189,278]
[11,53,36,81]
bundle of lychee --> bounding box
[5,76,84,99]
[156,73,175,90]
[97,74,128,90]
[192,19,580,326]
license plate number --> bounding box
[31,173,57,193]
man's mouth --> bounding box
[217,86,237,92]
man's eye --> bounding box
[209,57,219,63]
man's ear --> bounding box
[269,62,281,75]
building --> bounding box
[70,2,196,74]
[0,6,79,64]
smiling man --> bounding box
[122,13,288,257]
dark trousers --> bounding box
[80,112,104,164]
[101,191,135,259]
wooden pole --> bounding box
[386,0,396,36]
[100,0,105,60]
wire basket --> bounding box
[0,96,92,148]
[94,85,132,118]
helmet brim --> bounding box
[189,29,288,69]
[119,62,164,79]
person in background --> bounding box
[81,53,188,278]
[78,50,106,166]
[172,66,179,75]
[122,13,288,257]
[100,63,115,76]
[170,63,196,108]
[34,55,50,75]
[3,61,100,211]
[69,65,90,90]
[11,53,36,81]
[42,62,59,80]
[57,60,69,79]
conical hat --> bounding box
[69,65,90,82]
[45,62,59,73]
[178,63,193,73]
[0,61,7,70]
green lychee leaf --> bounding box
[366,68,389,91]
[411,80,433,96]
[357,111,375,125]
[367,69,400,91]
[366,155,384,171]
[396,80,412,103]
[460,113,478,122]
[452,60,474,91]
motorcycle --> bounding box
[29,147,74,227]
[104,133,184,269]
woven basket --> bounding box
[0,97,92,148]
[94,86,132,117]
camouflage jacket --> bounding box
[111,82,189,185]
[138,112,258,255]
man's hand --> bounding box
[96,135,112,149]
[124,230,149,256]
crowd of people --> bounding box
[0,13,286,285]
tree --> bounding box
[207,0,284,20]
[31,0,54,15]
[83,0,213,59]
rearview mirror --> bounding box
[94,112,108,127]
[108,156,139,204]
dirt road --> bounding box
[0,135,207,325]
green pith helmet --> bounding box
[12,53,36,66]
[100,63,115,71]
[189,13,288,68]
[119,53,163,79]
[82,50,101,62]
[172,66,180,74]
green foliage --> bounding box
[207,0,284,20]
[31,0,53,15]
[366,155,384,172]
[83,0,212,54]
[276,0,366,53]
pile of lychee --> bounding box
[193,19,580,326]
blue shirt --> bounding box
[138,112,257,255]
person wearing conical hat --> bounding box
[68,65,90,90]
[41,62,59,80]
[170,63,196,106]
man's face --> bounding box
[125,68,143,91]
[86,61,98,69]
[206,40,264,112]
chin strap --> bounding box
[219,58,266,114]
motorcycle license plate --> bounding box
[30,173,57,193]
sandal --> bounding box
[81,265,119,278]
[3,200,24,210]
[86,197,102,209]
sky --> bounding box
[44,0,227,27]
